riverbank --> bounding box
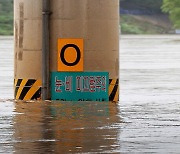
[121,14,174,34]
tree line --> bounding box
[0,0,13,35]
[121,0,180,29]
[162,0,180,29]
[0,0,180,35]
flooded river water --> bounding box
[1,35,180,153]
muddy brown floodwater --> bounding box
[1,35,180,153]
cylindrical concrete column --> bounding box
[14,0,42,100]
[14,0,119,101]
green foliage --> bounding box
[121,23,143,34]
[121,15,144,34]
[162,0,180,28]
[121,15,171,34]
[0,0,13,35]
[0,0,176,35]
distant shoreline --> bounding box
[121,14,174,34]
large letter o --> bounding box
[60,44,81,66]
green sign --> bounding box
[51,72,109,101]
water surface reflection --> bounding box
[2,36,180,153]
[13,101,121,153]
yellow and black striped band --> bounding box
[14,79,42,100]
[109,79,119,102]
[14,78,119,102]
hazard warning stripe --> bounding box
[23,80,42,100]
[16,79,28,99]
[14,78,119,102]
[14,79,22,98]
[14,79,42,100]
[109,79,119,102]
